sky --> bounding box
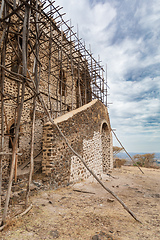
[57,0,160,153]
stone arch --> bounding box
[100,120,112,172]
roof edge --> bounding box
[45,99,98,125]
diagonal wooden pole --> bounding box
[30,87,141,223]
[0,0,9,215]
[111,129,144,174]
[25,0,39,207]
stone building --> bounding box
[0,0,113,185]
[43,100,113,186]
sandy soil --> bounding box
[1,166,160,240]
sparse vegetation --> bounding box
[114,158,126,168]
[133,153,156,168]
[113,146,126,168]
[113,146,123,157]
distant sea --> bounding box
[116,152,160,166]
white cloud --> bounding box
[58,0,116,48]
[56,0,160,153]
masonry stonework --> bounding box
[42,99,113,186]
[0,0,110,186]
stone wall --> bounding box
[42,99,113,187]
[0,41,90,178]
[0,79,45,176]
[0,44,91,178]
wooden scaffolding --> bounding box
[0,0,108,224]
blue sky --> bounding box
[57,0,160,153]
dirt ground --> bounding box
[1,166,160,240]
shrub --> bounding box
[114,158,126,168]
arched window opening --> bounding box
[11,35,23,73]
[59,69,67,96]
[80,68,92,104]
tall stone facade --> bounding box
[0,0,112,183]
[0,12,92,177]
[43,99,113,187]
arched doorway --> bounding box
[9,123,15,149]
[101,122,111,172]
[8,122,20,174]
[8,121,21,150]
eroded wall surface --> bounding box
[43,99,113,187]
